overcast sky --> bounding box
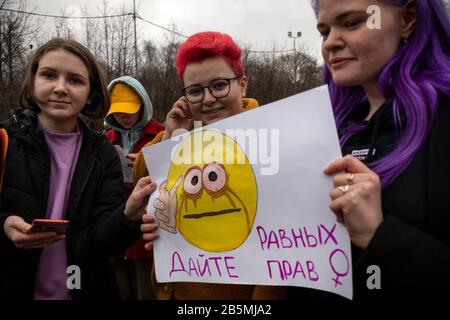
[16,0,322,61]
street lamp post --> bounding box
[287,31,302,53]
[133,0,138,76]
[288,31,302,92]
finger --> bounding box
[10,219,32,234]
[142,214,155,224]
[134,182,157,199]
[335,211,344,224]
[329,196,347,217]
[136,176,152,188]
[23,238,64,250]
[171,107,190,121]
[324,155,373,175]
[144,241,154,252]
[155,210,170,224]
[177,96,188,105]
[173,102,185,111]
[15,231,59,244]
[185,104,195,120]
[169,175,183,197]
[333,173,358,188]
[153,198,166,211]
[143,232,159,242]
[32,234,66,247]
[18,235,65,249]
[330,185,354,200]
[141,222,159,233]
[174,99,188,109]
[127,153,138,161]
[177,100,192,118]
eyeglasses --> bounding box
[182,77,239,104]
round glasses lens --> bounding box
[185,87,203,103]
[210,80,230,98]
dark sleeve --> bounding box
[71,141,141,257]
[0,213,16,252]
[0,129,16,252]
[354,215,450,298]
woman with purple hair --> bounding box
[291,0,450,300]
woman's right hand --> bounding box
[141,214,159,251]
[163,97,194,140]
[3,215,65,250]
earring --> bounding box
[403,37,408,44]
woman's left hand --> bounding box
[324,155,383,249]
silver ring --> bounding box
[338,184,349,194]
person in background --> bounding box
[105,76,164,300]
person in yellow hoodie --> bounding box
[133,31,285,300]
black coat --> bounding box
[0,110,141,300]
[289,97,450,301]
[353,100,450,300]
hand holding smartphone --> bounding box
[30,219,69,235]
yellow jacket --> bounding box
[133,98,286,300]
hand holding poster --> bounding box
[142,86,353,299]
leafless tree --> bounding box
[0,3,322,125]
[244,46,321,107]
[139,26,183,123]
[110,4,134,77]
[0,0,41,119]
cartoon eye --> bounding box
[202,162,227,194]
[183,167,202,196]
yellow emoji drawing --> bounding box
[154,130,258,252]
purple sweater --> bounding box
[33,121,82,300]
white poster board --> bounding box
[143,86,352,299]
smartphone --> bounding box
[30,219,69,234]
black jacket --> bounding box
[289,97,450,301]
[352,98,450,300]
[0,110,141,300]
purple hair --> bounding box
[312,0,450,187]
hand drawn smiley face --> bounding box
[167,130,258,252]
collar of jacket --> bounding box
[6,109,103,150]
[242,98,259,111]
[3,109,106,221]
